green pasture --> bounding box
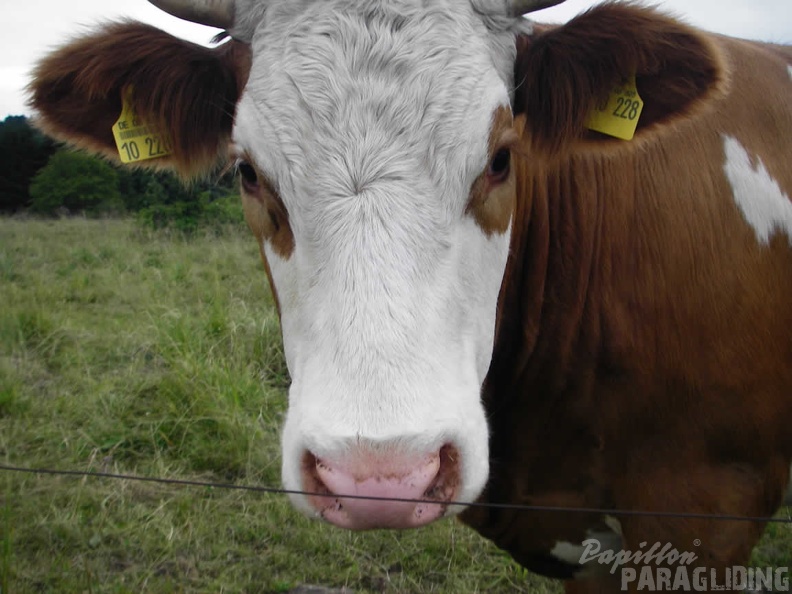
[0,218,788,592]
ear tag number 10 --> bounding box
[585,75,644,141]
[112,88,173,163]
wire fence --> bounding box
[2,463,791,524]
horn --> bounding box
[510,0,567,16]
[148,0,235,30]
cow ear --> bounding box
[513,4,724,154]
[29,22,251,179]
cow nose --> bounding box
[301,444,461,529]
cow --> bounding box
[29,0,792,591]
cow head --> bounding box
[229,0,537,529]
[29,0,561,530]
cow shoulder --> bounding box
[29,22,251,178]
[515,3,726,154]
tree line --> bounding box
[0,115,242,232]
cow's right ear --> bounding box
[29,22,251,178]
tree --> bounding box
[2,115,241,222]
[29,149,123,216]
[0,115,56,212]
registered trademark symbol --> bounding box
[693,539,701,547]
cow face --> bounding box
[29,0,551,530]
[233,2,525,529]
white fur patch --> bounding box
[550,523,624,577]
[787,64,792,81]
[551,541,587,566]
[722,135,792,246]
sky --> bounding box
[2,0,791,119]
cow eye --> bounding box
[488,148,511,184]
[238,161,259,190]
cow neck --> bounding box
[464,151,612,561]
[485,151,608,411]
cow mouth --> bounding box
[300,445,461,530]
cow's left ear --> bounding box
[513,3,724,154]
[29,22,251,178]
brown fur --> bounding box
[467,106,524,236]
[239,160,295,317]
[28,22,251,178]
[462,4,792,593]
[240,160,295,260]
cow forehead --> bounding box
[233,0,518,205]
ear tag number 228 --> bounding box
[112,89,172,164]
[585,75,645,141]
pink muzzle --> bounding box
[301,445,461,530]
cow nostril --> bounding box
[302,451,331,496]
[423,444,461,502]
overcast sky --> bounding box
[2,0,790,119]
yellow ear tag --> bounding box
[585,75,644,141]
[112,88,172,163]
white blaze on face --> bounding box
[723,135,792,246]
[787,64,792,81]
[232,0,521,521]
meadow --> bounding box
[0,218,788,593]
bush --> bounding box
[137,191,244,234]
[200,192,245,227]
[29,149,123,216]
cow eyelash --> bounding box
[487,148,511,184]
[237,160,259,190]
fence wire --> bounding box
[1,463,790,524]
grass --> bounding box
[0,218,556,593]
[0,218,789,593]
